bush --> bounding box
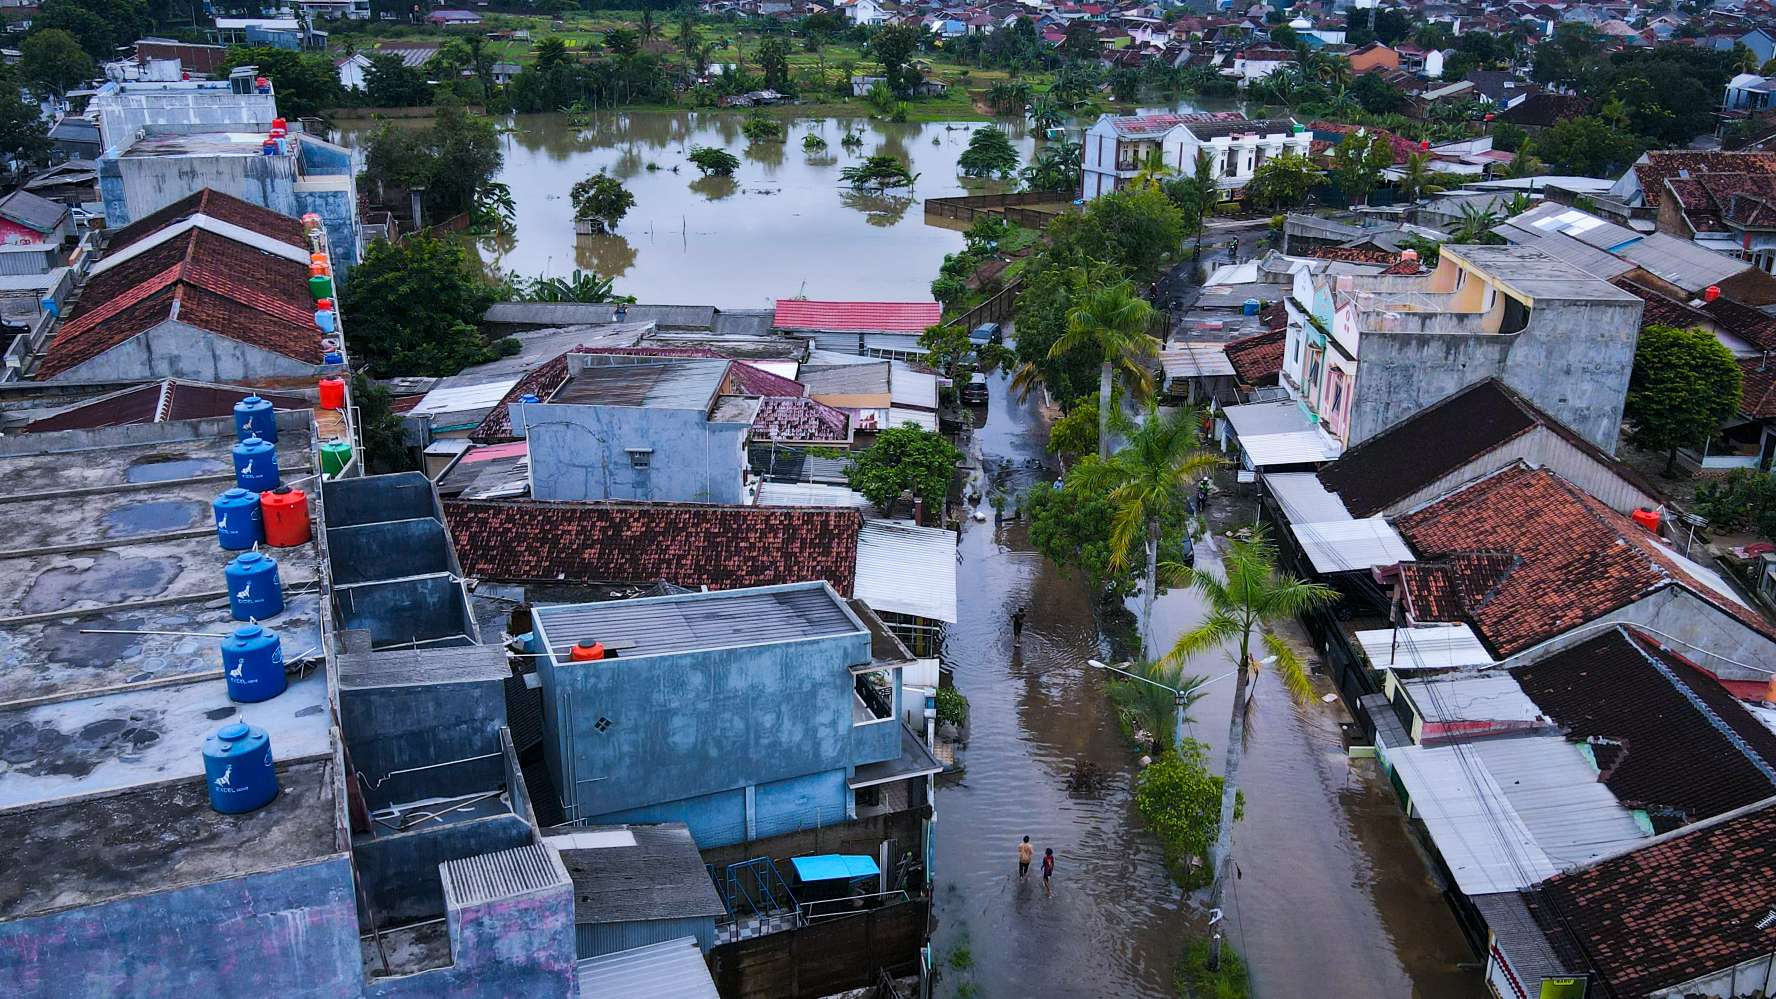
[1133,741,1241,889]
[1175,938,1251,999]
[688,145,740,176]
[741,112,786,142]
[935,686,968,728]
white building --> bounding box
[1227,47,1294,85]
[842,0,889,25]
[1082,112,1311,199]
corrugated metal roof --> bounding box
[575,937,720,999]
[532,581,863,660]
[1262,472,1353,523]
[854,519,958,624]
[1403,673,1545,725]
[1355,624,1495,669]
[1614,231,1747,291]
[1289,517,1415,573]
[1226,401,1343,466]
[889,363,938,410]
[442,843,567,905]
[756,481,869,507]
[886,406,938,432]
[772,300,940,333]
[1161,342,1237,379]
[409,377,521,418]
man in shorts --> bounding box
[1017,836,1033,878]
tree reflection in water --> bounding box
[574,233,638,278]
[689,174,738,201]
[839,189,915,227]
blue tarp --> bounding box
[791,854,880,882]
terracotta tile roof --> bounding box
[1222,328,1285,385]
[444,499,860,593]
[1380,257,1425,275]
[1308,120,1421,164]
[1610,275,1715,331]
[1299,246,1395,264]
[1496,92,1591,128]
[753,396,849,443]
[1512,628,1776,824]
[1702,294,1776,350]
[1739,356,1776,418]
[1395,465,1775,655]
[104,188,308,254]
[772,300,940,333]
[39,227,318,379]
[1633,151,1776,209]
[1395,552,1521,621]
[468,347,801,443]
[1538,800,1776,997]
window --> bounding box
[626,448,653,470]
[1224,148,1237,176]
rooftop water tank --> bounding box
[260,486,311,548]
[204,722,278,813]
[226,550,284,621]
[315,309,336,334]
[320,440,353,478]
[232,394,276,443]
[221,624,286,703]
[1242,298,1261,316]
[212,487,263,551]
[317,377,346,411]
[232,435,279,492]
[569,639,606,662]
[322,350,345,366]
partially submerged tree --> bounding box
[688,145,740,176]
[570,173,635,233]
[1045,279,1159,461]
[341,235,500,377]
[841,154,919,189]
[958,126,1020,178]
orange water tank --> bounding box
[1632,507,1662,533]
[569,640,605,662]
[318,377,346,410]
[309,263,330,278]
[259,486,311,547]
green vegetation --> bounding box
[20,28,91,98]
[219,46,343,119]
[802,133,828,152]
[1135,740,1239,886]
[1022,138,1082,196]
[361,101,503,221]
[1244,151,1322,211]
[569,173,635,233]
[341,235,500,378]
[516,269,633,304]
[1327,130,1393,208]
[1108,662,1203,755]
[740,112,786,143]
[352,374,418,475]
[845,424,961,518]
[934,686,969,729]
[1175,938,1252,999]
[840,154,918,190]
[687,145,740,176]
[1624,324,1745,476]
[957,126,1020,179]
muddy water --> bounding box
[935,370,1484,998]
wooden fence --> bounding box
[708,898,930,999]
[923,190,1073,229]
[945,279,1022,331]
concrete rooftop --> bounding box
[531,581,865,664]
[1442,244,1642,305]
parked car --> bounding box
[1178,532,1196,568]
[960,372,989,405]
[969,322,1003,346]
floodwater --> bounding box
[934,367,1484,998]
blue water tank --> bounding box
[232,435,279,492]
[519,393,540,404]
[233,394,277,443]
[1243,298,1261,316]
[322,350,344,365]
[315,309,337,334]
[212,488,263,551]
[226,550,284,621]
[221,624,286,702]
[203,722,278,813]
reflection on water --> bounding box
[338,110,1063,305]
[574,233,637,278]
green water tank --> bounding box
[320,440,353,477]
[308,275,334,299]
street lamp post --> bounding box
[1088,658,1192,751]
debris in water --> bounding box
[1066,761,1109,793]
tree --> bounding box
[1167,147,1219,256]
[523,269,633,303]
[37,0,146,63]
[1021,138,1082,195]
[741,112,786,142]
[1245,151,1321,210]
[756,35,790,90]
[1009,260,1118,407]
[604,28,639,58]
[1490,121,1528,153]
[535,36,573,71]
[1531,115,1640,176]
[688,145,740,176]
[0,68,49,179]
[1162,531,1336,969]
[1349,71,1405,113]
[1131,146,1174,189]
[987,79,1031,115]
[1328,130,1394,207]
[1075,404,1223,657]
[840,154,918,189]
[1134,739,1239,883]
[918,322,974,380]
[957,126,1020,178]
[362,101,502,219]
[1049,184,1188,281]
[218,46,342,119]
[1373,8,1411,44]
[1624,323,1745,475]
[340,235,499,377]
[1449,202,1504,244]
[1110,666,1205,756]
[1047,279,1158,461]
[845,424,961,517]
[868,24,924,94]
[1047,392,1105,464]
[1027,478,1143,597]
[1060,20,1099,61]
[1396,150,1445,203]
[365,53,432,107]
[570,173,635,233]
[352,374,418,474]
[20,28,92,97]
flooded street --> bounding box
[935,369,1484,998]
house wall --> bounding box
[0,855,361,999]
[526,402,749,504]
[1515,586,1776,685]
[584,769,851,847]
[338,679,508,810]
[104,151,300,228]
[577,916,717,958]
[1168,128,1313,190]
[1380,427,1658,517]
[46,320,318,383]
[352,814,536,926]
[1347,296,1640,453]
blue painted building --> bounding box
[529,582,939,847]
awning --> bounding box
[849,723,945,789]
[575,938,719,999]
[1160,342,1236,380]
[791,854,881,882]
[1263,471,1353,523]
[1223,400,1341,467]
[1356,624,1495,669]
[1290,517,1415,573]
[854,519,958,623]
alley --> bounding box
[929,368,1484,998]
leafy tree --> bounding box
[1372,8,1411,44]
[1028,278,1158,461]
[1396,150,1445,203]
[1349,71,1405,113]
[341,235,499,377]
[803,133,828,152]
[741,112,786,142]
[1245,151,1321,210]
[1449,202,1504,243]
[1490,121,1528,153]
[365,53,432,107]
[0,67,49,178]
[352,374,417,474]
[868,23,924,94]
[1624,324,1745,475]
[362,101,502,219]
[1027,478,1142,597]
[20,28,92,97]
[1075,404,1223,655]
[756,35,790,90]
[534,36,573,71]
[1047,184,1187,281]
[1328,130,1394,207]
[37,0,146,63]
[523,269,633,303]
[1134,739,1240,883]
[1163,530,1336,969]
[604,28,639,57]
[688,145,740,176]
[987,79,1031,115]
[918,322,974,380]
[1163,148,1220,256]
[1531,115,1640,176]
[1060,20,1099,61]
[1047,392,1105,463]
[957,126,1019,178]
[218,46,342,119]
[840,154,918,189]
[845,424,961,517]
[1695,468,1776,539]
[570,172,635,233]
[1021,138,1082,195]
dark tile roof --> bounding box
[1633,151,1776,209]
[555,823,728,924]
[1610,276,1715,333]
[1497,92,1591,128]
[1512,628,1776,823]
[1396,465,1776,655]
[1741,356,1776,418]
[1222,327,1285,385]
[23,380,310,432]
[104,188,308,254]
[0,189,66,233]
[1539,800,1776,997]
[1702,294,1776,351]
[445,499,860,594]
[39,227,318,378]
[753,395,849,443]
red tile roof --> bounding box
[1633,151,1776,208]
[1300,246,1396,264]
[445,499,861,593]
[1611,276,1715,332]
[1539,800,1776,997]
[1740,356,1776,418]
[1512,627,1776,824]
[1395,465,1776,655]
[772,300,941,333]
[1702,294,1776,351]
[1222,328,1285,385]
[39,227,318,379]
[1307,120,1421,164]
[105,188,308,254]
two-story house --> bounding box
[1082,111,1309,199]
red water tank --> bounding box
[272,117,287,131]
[318,377,346,410]
[569,640,605,662]
[260,486,311,547]
[1705,285,1722,302]
[1632,507,1662,533]
[314,298,334,312]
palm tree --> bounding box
[677,13,697,58]
[639,8,657,44]
[1077,404,1225,657]
[1450,202,1503,243]
[1107,662,1207,754]
[1132,146,1175,189]
[1161,530,1335,968]
[1051,280,1160,461]
[1397,150,1445,203]
[1189,148,1218,256]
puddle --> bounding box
[19,552,182,614]
[125,457,227,484]
[103,499,208,538]
[0,713,162,778]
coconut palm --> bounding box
[1051,280,1160,461]
[1187,148,1218,256]
[1397,150,1446,203]
[1107,662,1207,754]
[1132,146,1176,189]
[1076,403,1225,657]
[1161,530,1336,968]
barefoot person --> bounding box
[1017,836,1033,878]
[1041,848,1055,897]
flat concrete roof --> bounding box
[120,132,286,158]
[1442,243,1642,305]
[532,581,864,663]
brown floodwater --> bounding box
[935,366,1485,998]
